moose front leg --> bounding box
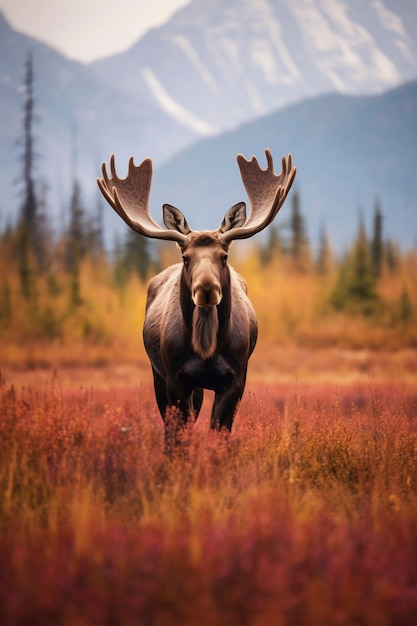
[151,366,169,419]
[163,378,195,449]
[210,378,245,432]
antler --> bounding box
[97,154,190,245]
[220,149,296,243]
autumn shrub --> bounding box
[0,375,416,625]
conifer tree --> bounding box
[16,51,38,300]
[371,198,383,279]
[316,225,332,275]
[19,51,37,234]
[0,281,12,327]
[289,190,310,271]
[123,228,151,282]
[350,217,374,301]
[112,233,127,288]
[384,239,400,273]
[35,178,52,271]
[259,225,283,265]
[399,284,413,322]
[65,125,89,307]
[331,214,377,313]
[67,179,85,307]
[90,192,104,261]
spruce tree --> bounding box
[316,225,332,275]
[35,178,52,271]
[67,179,85,307]
[371,198,383,279]
[350,218,374,300]
[399,284,412,322]
[331,214,377,314]
[65,125,89,307]
[123,228,151,282]
[19,51,37,234]
[289,190,310,271]
[16,51,38,300]
[90,192,104,261]
[259,225,283,265]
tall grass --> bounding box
[1,376,416,625]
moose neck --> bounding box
[180,266,231,360]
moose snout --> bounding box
[193,282,222,307]
[191,258,223,307]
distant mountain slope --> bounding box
[1,1,416,247]
[149,80,417,249]
[91,0,417,135]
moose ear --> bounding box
[162,204,192,234]
[219,202,246,233]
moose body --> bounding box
[97,149,296,446]
[144,247,257,433]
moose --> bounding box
[97,149,296,447]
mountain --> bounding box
[91,0,417,135]
[0,0,416,247]
[149,80,417,250]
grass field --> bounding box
[1,348,416,626]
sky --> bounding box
[0,0,191,63]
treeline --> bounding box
[257,190,411,320]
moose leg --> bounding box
[210,379,245,432]
[162,377,196,449]
[151,366,169,419]
[151,367,180,452]
[192,388,204,418]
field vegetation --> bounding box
[1,373,416,625]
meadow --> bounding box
[1,238,417,625]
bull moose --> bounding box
[97,149,296,447]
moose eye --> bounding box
[182,255,189,266]
[222,254,229,265]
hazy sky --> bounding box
[0,0,191,63]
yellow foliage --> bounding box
[0,241,416,368]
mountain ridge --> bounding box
[0,1,416,247]
[91,0,417,135]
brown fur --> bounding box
[192,305,219,359]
